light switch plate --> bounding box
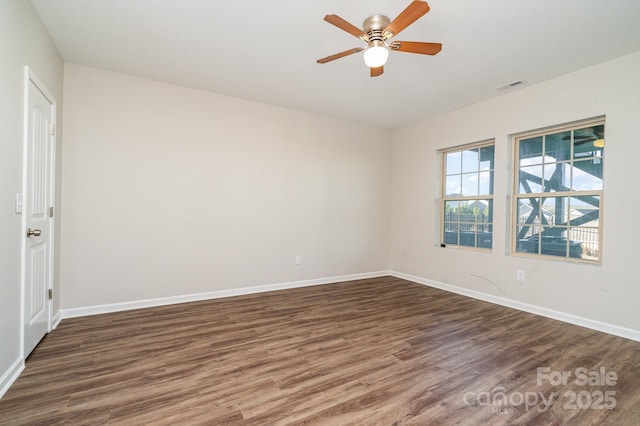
[15,193,23,214]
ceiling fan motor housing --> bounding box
[363,15,391,42]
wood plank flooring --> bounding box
[1,276,639,425]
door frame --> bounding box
[20,67,57,359]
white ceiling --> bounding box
[31,0,640,128]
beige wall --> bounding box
[60,63,391,308]
[390,50,640,332]
[0,0,63,392]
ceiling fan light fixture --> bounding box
[363,40,389,68]
[317,2,441,77]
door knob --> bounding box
[26,228,42,238]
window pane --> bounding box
[458,201,475,225]
[569,226,599,260]
[443,222,459,245]
[517,223,543,240]
[542,196,569,225]
[538,227,570,258]
[519,136,543,165]
[573,124,604,160]
[476,215,493,248]
[479,146,494,171]
[444,200,459,222]
[478,171,492,195]
[470,199,491,223]
[519,165,543,193]
[543,162,570,192]
[516,226,539,254]
[462,149,479,173]
[570,194,600,210]
[461,173,478,196]
[544,131,571,162]
[446,151,461,175]
[572,159,603,190]
[517,198,537,225]
[446,175,461,196]
[574,144,604,160]
[569,195,600,227]
[476,230,493,248]
[459,230,476,247]
[572,126,600,153]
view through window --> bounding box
[442,142,495,249]
[513,119,604,262]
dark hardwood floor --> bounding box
[1,276,639,425]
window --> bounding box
[441,142,495,249]
[513,119,604,262]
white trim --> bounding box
[0,358,24,399]
[390,270,640,342]
[52,310,62,330]
[27,68,56,104]
[52,269,640,341]
[61,271,390,319]
[19,67,29,362]
[46,79,57,335]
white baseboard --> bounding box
[0,357,24,399]
[2,311,61,400]
[59,269,640,341]
[61,271,391,319]
[389,270,640,343]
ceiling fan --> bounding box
[562,127,605,147]
[317,0,442,77]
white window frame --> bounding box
[511,118,605,263]
[440,140,495,250]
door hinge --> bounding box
[48,289,52,300]
[49,206,54,218]
[49,123,56,136]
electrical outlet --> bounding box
[516,270,526,282]
[295,255,302,265]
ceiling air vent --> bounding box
[494,80,527,91]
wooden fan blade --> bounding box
[371,66,384,77]
[324,15,367,40]
[317,48,364,64]
[384,1,430,38]
[389,41,442,55]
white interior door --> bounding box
[23,72,55,357]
